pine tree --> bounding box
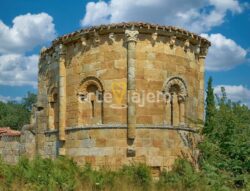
[204,77,216,135]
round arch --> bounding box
[79,76,104,93]
[163,76,188,97]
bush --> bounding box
[118,163,152,190]
[158,159,208,191]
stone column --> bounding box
[165,96,171,125]
[172,93,179,126]
[179,96,185,126]
[197,46,208,127]
[58,44,66,155]
[125,29,139,140]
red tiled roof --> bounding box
[0,127,21,137]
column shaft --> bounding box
[172,94,179,126]
[59,45,66,141]
[125,29,138,140]
[127,41,136,139]
[179,100,185,125]
[165,99,171,125]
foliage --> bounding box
[0,157,154,191]
[0,92,37,130]
[204,76,216,135]
[22,92,37,111]
[199,78,250,189]
[157,159,207,191]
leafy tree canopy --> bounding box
[0,92,37,130]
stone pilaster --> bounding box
[197,46,208,126]
[58,44,66,155]
[125,29,138,140]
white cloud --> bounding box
[82,1,111,26]
[214,85,250,107]
[201,33,248,71]
[80,0,243,33]
[0,95,22,103]
[0,13,56,88]
[209,0,242,12]
[0,54,38,87]
[81,1,248,71]
[0,13,56,54]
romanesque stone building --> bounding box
[34,22,210,172]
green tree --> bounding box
[0,92,37,130]
[203,77,216,135]
[200,85,250,188]
[22,92,37,111]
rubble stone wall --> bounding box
[0,129,36,164]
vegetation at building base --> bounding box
[0,78,249,191]
[0,92,37,130]
[0,156,249,191]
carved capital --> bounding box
[125,29,139,43]
[194,44,201,55]
[199,45,209,58]
[178,95,185,102]
[184,39,190,52]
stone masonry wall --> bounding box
[43,127,199,173]
[0,129,36,164]
[0,137,20,164]
[36,23,210,170]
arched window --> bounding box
[48,87,59,130]
[78,77,104,125]
[163,77,187,126]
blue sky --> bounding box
[0,0,249,105]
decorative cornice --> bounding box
[40,22,211,56]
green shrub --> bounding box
[118,163,152,190]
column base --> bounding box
[59,148,66,156]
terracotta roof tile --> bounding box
[0,127,21,137]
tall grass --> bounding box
[0,157,247,191]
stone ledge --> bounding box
[44,129,59,134]
[43,124,198,134]
[137,124,198,132]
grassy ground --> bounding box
[0,156,245,191]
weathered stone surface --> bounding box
[0,22,210,170]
